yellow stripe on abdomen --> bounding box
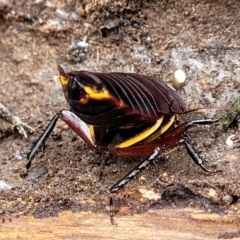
[117,116,164,148]
[143,115,175,143]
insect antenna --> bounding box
[58,65,65,76]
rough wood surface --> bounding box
[1,209,239,240]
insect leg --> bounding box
[180,137,215,173]
[27,113,60,168]
[109,118,218,193]
[27,110,101,169]
[186,118,219,126]
[178,119,219,173]
[110,147,160,193]
[109,197,115,225]
[59,110,100,150]
[162,118,218,140]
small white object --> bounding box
[172,69,186,89]
[226,135,236,147]
[138,187,161,200]
[15,150,23,160]
[0,181,12,190]
[83,22,91,29]
[174,69,186,84]
[146,36,151,42]
[56,9,67,17]
[77,41,89,48]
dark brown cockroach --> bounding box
[27,66,217,194]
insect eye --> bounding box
[68,77,85,100]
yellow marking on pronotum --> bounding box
[59,75,69,86]
[144,115,176,143]
[84,86,111,100]
[117,116,164,148]
[89,125,95,141]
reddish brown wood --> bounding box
[1,209,239,240]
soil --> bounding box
[0,0,239,220]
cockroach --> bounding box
[27,66,218,194]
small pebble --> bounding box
[0,181,12,190]
[222,194,233,205]
[226,135,236,147]
[15,150,23,160]
[138,187,161,200]
[27,165,47,180]
[172,69,186,89]
[77,41,89,48]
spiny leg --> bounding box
[110,118,219,193]
[109,150,159,224]
[27,113,60,168]
[27,110,100,169]
[186,118,219,127]
[110,147,161,193]
[109,197,115,225]
[180,137,215,173]
[181,119,219,173]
